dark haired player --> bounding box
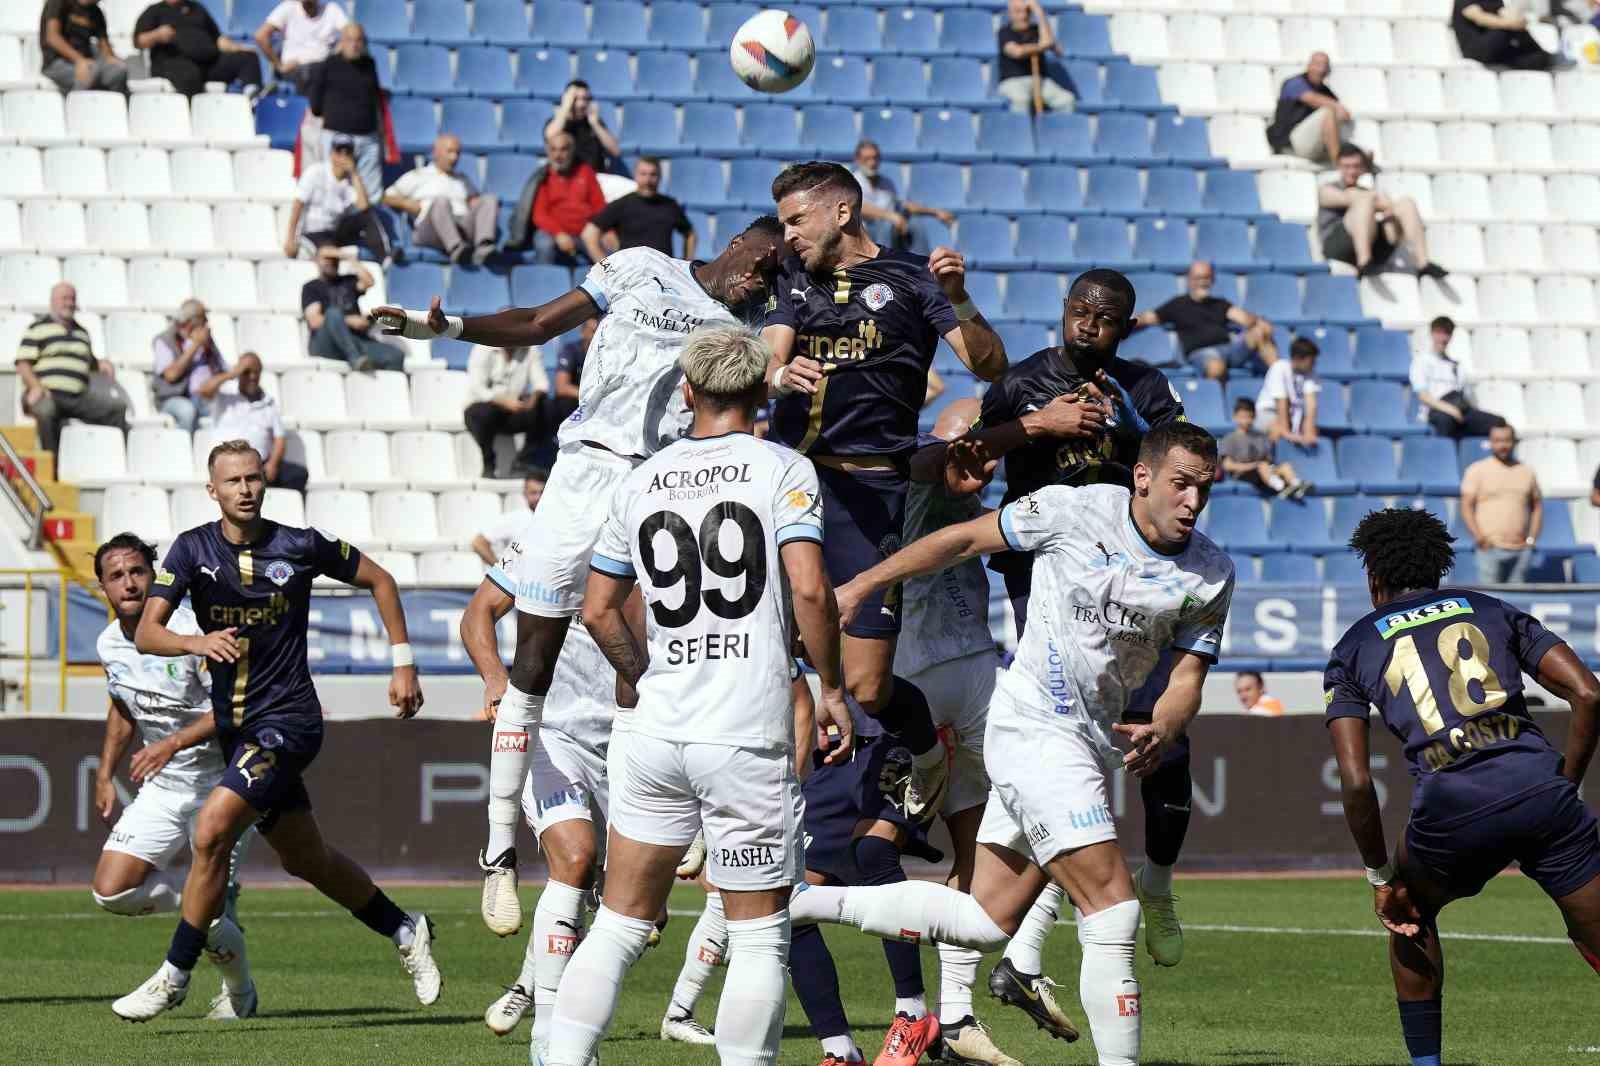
[1325,507,1600,1066]
[112,440,438,1021]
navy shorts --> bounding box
[801,735,941,883]
[218,716,322,833]
[816,463,908,639]
[1407,779,1600,901]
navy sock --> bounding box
[165,918,208,972]
[351,889,409,939]
[1398,997,1442,1066]
[874,676,937,755]
[1141,733,1193,867]
[789,921,852,1039]
[852,835,923,998]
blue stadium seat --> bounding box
[1336,435,1415,494]
[637,52,697,104]
[1026,165,1085,212]
[1525,554,1570,583]
[1203,170,1264,218]
[728,158,781,207]
[256,94,308,151]
[1303,275,1367,326]
[1457,436,1492,471]
[485,154,538,204]
[1036,113,1097,165]
[1269,498,1339,553]
[1120,327,1179,368]
[1015,218,1074,272]
[959,215,1024,271]
[913,213,956,253]
[1255,219,1317,274]
[995,322,1051,358]
[1354,326,1413,380]
[1330,494,1386,543]
[650,2,709,48]
[394,45,463,97]
[618,101,679,156]
[1193,219,1256,272]
[1575,554,1600,583]
[1060,11,1116,60]
[708,4,760,45]
[1129,272,1180,306]
[968,164,1027,214]
[814,56,874,108]
[1401,437,1462,495]
[510,265,573,307]
[1324,553,1366,583]
[929,57,991,109]
[231,0,277,36]
[455,46,515,97]
[1004,273,1064,324]
[920,109,982,162]
[1209,271,1242,305]
[1349,381,1418,436]
[1539,500,1581,555]
[1094,113,1158,166]
[474,0,532,42]
[861,107,923,160]
[1084,165,1147,216]
[431,335,474,370]
[441,99,500,154]
[1224,376,1263,413]
[906,161,966,210]
[576,49,643,101]
[694,48,757,100]
[976,113,1036,166]
[743,104,801,156]
[530,1,589,47]
[388,97,439,153]
[1145,168,1208,220]
[414,0,474,45]
[515,48,573,95]
[360,0,410,45]
[1102,63,1173,113]
[1243,274,1302,324]
[964,272,1003,314]
[1063,61,1104,111]
[665,157,728,209]
[682,103,748,157]
[388,264,447,312]
[1201,497,1269,553]
[885,10,940,56]
[1292,327,1353,382]
[1133,219,1192,273]
[798,105,859,157]
[872,57,929,105]
[591,2,650,48]
[940,10,996,58]
[1153,115,1218,166]
[1259,553,1320,582]
[500,99,551,148]
[367,42,394,86]
[1074,217,1143,272]
[824,8,883,53]
[1273,440,1355,494]
[1176,377,1227,434]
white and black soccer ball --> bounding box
[729,9,816,94]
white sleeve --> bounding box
[268,400,285,442]
[773,457,823,546]
[264,1,291,30]
[328,3,349,30]
[590,486,636,578]
[295,168,319,204]
[1407,355,1427,396]
[578,248,645,314]
[997,485,1076,553]
[1172,573,1233,663]
[389,169,419,200]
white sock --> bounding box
[1076,900,1141,1066]
[532,880,588,1054]
[937,944,980,1025]
[487,683,543,857]
[669,891,726,1017]
[544,905,653,1066]
[205,916,252,993]
[820,1035,862,1062]
[159,959,191,986]
[714,911,790,1066]
[1265,471,1287,492]
[391,913,416,949]
[1141,861,1175,896]
[801,879,1006,953]
[1004,882,1064,975]
[895,993,927,1019]
[93,870,184,916]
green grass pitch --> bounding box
[4,877,1594,1065]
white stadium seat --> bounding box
[107,146,175,200]
[1359,273,1421,323]
[87,201,154,255]
[417,551,484,587]
[1378,121,1439,168]
[1214,63,1275,115]
[0,313,33,366]
[1428,173,1491,223]
[436,489,504,545]
[1403,21,1457,66]
[5,90,71,146]
[1553,124,1600,170]
[63,255,131,311]
[23,201,87,255]
[369,550,419,585]
[1469,328,1533,379]
[1158,64,1218,113]
[1109,13,1170,60]
[213,203,281,259]
[280,368,354,430]
[1166,16,1225,62]
[1519,437,1583,497]
[43,147,111,200]
[346,370,423,431]
[282,429,327,482]
[1420,274,1480,324]
[1483,224,1544,274]
[323,429,398,489]
[1586,385,1600,432]
[192,257,257,312]
[171,147,238,202]
[1531,328,1594,379]
[233,148,298,203]
[1337,17,1395,64]
[257,259,318,313]
[1523,382,1589,437]
[1437,121,1496,169]
[1255,169,1316,223]
[126,256,191,311]
[0,34,27,89]
[1280,18,1337,57]
[390,429,461,490]
[1377,171,1434,219]
[1557,75,1600,121]
[171,485,215,532]
[1383,69,1444,119]
[1479,274,1540,325]
[0,254,62,311]
[1544,226,1600,277]
[66,91,133,145]
[1495,122,1555,172]
[191,427,231,477]
[101,485,174,543]
[128,426,197,487]
[261,486,307,527]
[305,489,376,545]
[1472,379,1528,429]
[1330,67,1388,116]
[58,424,128,486]
[237,313,307,367]
[1498,71,1558,122]
[1441,67,1502,120]
[104,311,167,366]
[129,93,194,147]
[372,490,448,551]
[409,368,470,430]
[149,202,217,258]
[1549,175,1600,225]
[0,147,46,200]
[1224,17,1282,62]
[1538,277,1598,326]
[192,93,260,148]
[1486,173,1547,224]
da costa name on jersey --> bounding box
[646,461,754,501]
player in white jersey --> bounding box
[541,325,853,1066]
[376,220,787,938]
[788,421,1235,1066]
[90,534,255,1020]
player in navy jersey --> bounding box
[112,440,440,1022]
[1325,507,1600,1066]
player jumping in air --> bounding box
[112,441,438,1021]
[1326,507,1600,1066]
[375,220,785,941]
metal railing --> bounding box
[0,432,53,550]
[0,569,74,715]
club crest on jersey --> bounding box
[1375,596,1472,639]
[860,283,894,311]
[264,560,295,586]
[155,569,176,586]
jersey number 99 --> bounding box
[639,502,768,628]
[1383,621,1508,736]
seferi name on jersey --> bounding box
[646,462,754,502]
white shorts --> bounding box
[520,725,610,835]
[976,686,1118,867]
[611,731,805,892]
[500,444,634,618]
[905,651,996,817]
[1288,108,1352,161]
[103,781,210,868]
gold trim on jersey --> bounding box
[833,269,851,305]
[230,637,251,724]
[796,374,830,453]
[239,550,254,586]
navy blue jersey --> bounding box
[765,249,958,459]
[152,521,363,729]
[1324,587,1567,817]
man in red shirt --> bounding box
[530,130,605,266]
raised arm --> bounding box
[782,539,851,765]
[348,553,424,718]
[929,247,1006,381]
[836,510,1009,628]
[460,577,515,719]
[374,289,599,350]
[94,700,137,825]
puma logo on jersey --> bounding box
[790,286,810,301]
[1094,541,1119,566]
[199,565,220,582]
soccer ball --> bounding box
[730,10,816,93]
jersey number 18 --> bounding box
[1383,621,1508,736]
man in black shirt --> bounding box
[1453,0,1569,70]
[301,244,404,371]
[306,22,384,198]
[579,157,694,262]
[542,80,621,175]
[133,0,263,98]
[995,0,1074,114]
[1265,52,1352,164]
[40,0,129,94]
[1132,260,1278,380]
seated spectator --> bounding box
[464,343,552,479]
[208,353,308,492]
[542,80,621,176]
[1219,398,1309,499]
[40,0,129,95]
[1453,0,1569,70]
[1461,423,1542,583]
[17,283,128,454]
[552,318,593,422]
[383,134,498,266]
[285,134,390,263]
[1257,336,1320,446]
[133,0,262,98]
[1133,260,1277,380]
[511,131,604,267]
[1234,671,1285,717]
[1410,315,1505,439]
[470,472,546,564]
[996,0,1073,114]
[306,23,383,195]
[255,0,346,95]
[580,157,694,263]
[1319,144,1449,279]
[301,244,404,370]
[851,140,955,252]
[151,298,229,431]
[1266,52,1352,165]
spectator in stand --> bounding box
[996,0,1074,114]
[542,80,621,176]
[1267,52,1352,166]
[208,352,308,492]
[151,299,228,432]
[1453,0,1570,70]
[1219,397,1309,499]
[510,130,604,267]
[1234,671,1285,717]
[552,318,594,422]
[580,157,694,263]
[254,0,345,94]
[383,133,498,266]
[284,134,390,263]
[1410,315,1506,439]
[40,0,129,94]
[463,343,552,479]
[850,140,954,252]
[133,0,262,98]
[17,283,128,455]
[470,473,546,565]
[306,23,384,198]
[1319,144,1448,280]
[1257,336,1321,446]
[302,243,404,370]
[1461,423,1542,583]
[1132,259,1278,381]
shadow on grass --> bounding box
[0,994,124,1005]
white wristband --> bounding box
[444,315,464,339]
[1365,861,1396,887]
[771,365,789,394]
[952,299,980,321]
[391,642,415,668]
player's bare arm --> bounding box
[581,571,649,707]
[136,594,240,663]
[460,578,515,721]
[373,288,598,350]
[1533,642,1600,785]
[95,699,137,826]
[346,554,424,718]
[1329,715,1422,937]
[938,389,1114,493]
[762,323,824,398]
[1112,651,1209,776]
[836,511,1008,629]
[929,246,1008,381]
[782,539,852,765]
[130,712,217,784]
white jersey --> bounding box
[894,470,995,678]
[96,607,224,791]
[543,609,619,749]
[592,432,824,750]
[995,483,1234,766]
[560,248,745,458]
